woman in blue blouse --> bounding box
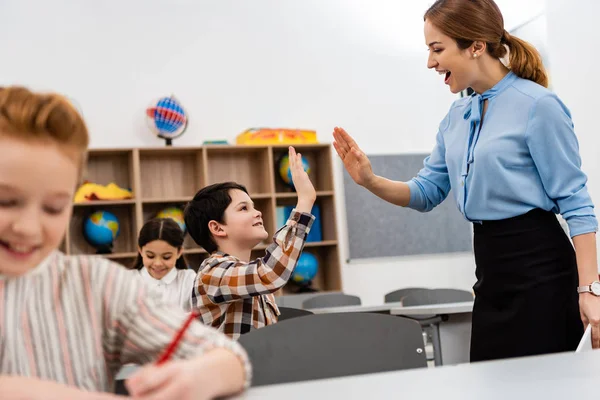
[334,0,600,361]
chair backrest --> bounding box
[384,287,430,303]
[276,292,340,308]
[238,313,427,386]
[401,288,474,307]
[278,306,314,321]
[302,293,361,309]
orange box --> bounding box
[236,128,318,145]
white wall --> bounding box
[2,0,547,305]
[546,0,600,240]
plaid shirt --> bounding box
[191,209,315,339]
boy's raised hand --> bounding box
[289,146,316,214]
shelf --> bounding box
[205,147,273,193]
[272,146,334,193]
[74,200,136,207]
[276,196,336,242]
[139,149,203,198]
[249,193,273,199]
[274,191,334,199]
[72,144,342,292]
[83,150,134,193]
[104,252,138,259]
[282,246,341,292]
[269,143,331,150]
[69,204,137,256]
[142,197,193,204]
[141,194,271,203]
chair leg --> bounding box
[430,323,443,366]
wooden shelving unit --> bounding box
[66,144,342,293]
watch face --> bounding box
[591,282,600,296]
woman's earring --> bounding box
[473,53,478,58]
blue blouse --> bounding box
[406,71,597,237]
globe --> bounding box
[291,252,318,284]
[83,210,120,253]
[278,154,310,188]
[156,207,186,233]
[146,95,188,145]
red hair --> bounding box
[0,86,89,164]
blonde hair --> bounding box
[0,86,89,164]
[425,0,548,88]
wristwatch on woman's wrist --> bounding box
[577,281,600,296]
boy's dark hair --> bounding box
[132,218,188,270]
[184,182,249,254]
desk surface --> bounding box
[306,301,405,314]
[232,349,600,399]
[390,301,474,316]
[306,301,474,315]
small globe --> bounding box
[146,96,188,142]
[156,207,186,233]
[291,252,318,284]
[83,211,120,251]
[278,154,310,188]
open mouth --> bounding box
[252,221,263,227]
[0,240,39,258]
[438,70,451,85]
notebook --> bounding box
[576,325,593,352]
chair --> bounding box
[275,292,343,308]
[384,287,430,303]
[401,289,474,307]
[238,313,427,386]
[401,289,474,367]
[302,293,361,309]
[278,306,314,321]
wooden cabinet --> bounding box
[66,144,342,293]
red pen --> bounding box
[155,310,199,365]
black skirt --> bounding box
[470,208,583,362]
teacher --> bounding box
[333,0,600,361]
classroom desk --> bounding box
[305,301,406,315]
[231,349,600,399]
[305,301,473,316]
[392,301,474,366]
[390,301,474,316]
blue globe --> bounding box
[83,211,120,249]
[291,252,319,284]
[146,96,188,140]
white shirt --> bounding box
[138,267,196,312]
[0,251,251,391]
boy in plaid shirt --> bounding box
[184,147,316,339]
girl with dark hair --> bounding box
[134,218,196,312]
[334,0,600,361]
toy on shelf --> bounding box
[290,252,319,293]
[74,182,133,203]
[83,210,120,254]
[156,206,186,233]
[146,95,188,146]
[203,140,229,145]
[278,153,311,189]
[236,128,318,145]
